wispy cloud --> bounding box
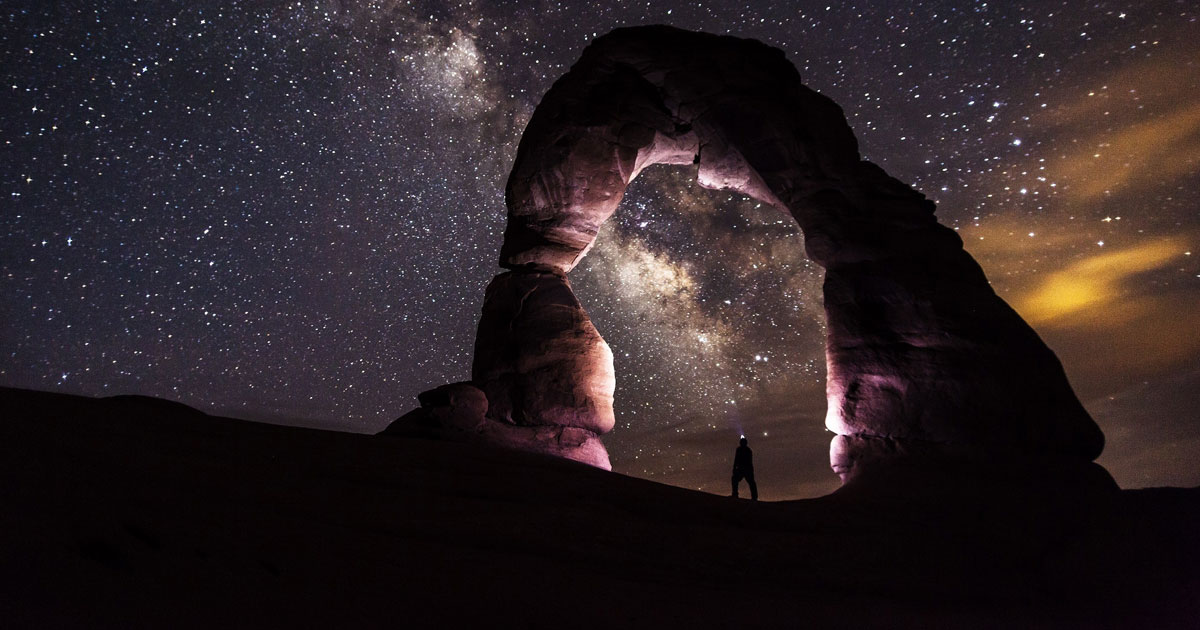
[1013,238,1187,326]
[1035,52,1200,204]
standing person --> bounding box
[731,436,758,501]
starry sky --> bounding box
[3,1,1198,499]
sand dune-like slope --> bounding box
[1,387,1196,628]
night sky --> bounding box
[3,1,1198,499]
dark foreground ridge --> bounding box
[1,386,1197,628]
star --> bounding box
[0,0,1196,498]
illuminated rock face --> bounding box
[473,270,615,436]
[469,25,1105,477]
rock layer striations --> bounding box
[417,26,1104,479]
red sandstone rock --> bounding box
[486,25,1104,479]
[472,270,615,436]
[476,423,611,470]
[379,382,487,438]
[380,381,610,469]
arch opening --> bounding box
[562,166,828,479]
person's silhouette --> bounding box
[731,436,758,500]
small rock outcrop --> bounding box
[380,381,610,469]
[389,25,1106,483]
[380,382,488,437]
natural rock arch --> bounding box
[400,26,1105,482]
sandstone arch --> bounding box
[437,26,1104,481]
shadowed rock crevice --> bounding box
[390,25,1105,481]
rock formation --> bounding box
[472,271,615,437]
[393,25,1106,482]
[380,381,610,469]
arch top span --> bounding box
[500,25,918,273]
[461,26,1105,481]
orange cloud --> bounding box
[1013,239,1186,325]
[1051,102,1200,202]
[1035,51,1200,204]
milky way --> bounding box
[3,1,1198,498]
